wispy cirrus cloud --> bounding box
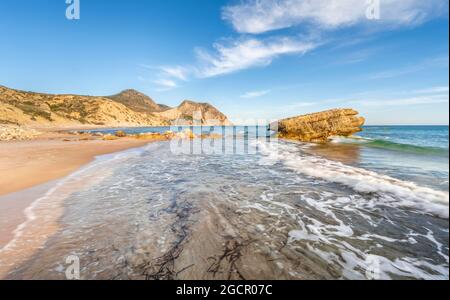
[354,94,449,107]
[334,47,381,65]
[153,79,178,91]
[222,0,448,34]
[160,66,190,81]
[241,89,271,98]
[368,65,425,80]
[197,1,446,79]
[150,0,448,85]
[345,85,449,107]
[367,55,449,80]
[139,64,190,91]
[196,37,318,77]
[413,86,449,94]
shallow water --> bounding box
[328,126,449,194]
[2,135,448,280]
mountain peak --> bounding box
[179,100,209,108]
[116,89,146,97]
[175,99,232,125]
[107,89,163,113]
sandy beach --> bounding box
[0,133,153,197]
[0,131,161,277]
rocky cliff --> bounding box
[274,109,365,143]
[0,86,231,127]
[159,100,233,126]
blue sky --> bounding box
[0,0,448,125]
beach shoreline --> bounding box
[0,130,164,278]
[0,133,154,197]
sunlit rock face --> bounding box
[274,109,366,143]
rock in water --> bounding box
[274,109,365,143]
[115,130,127,138]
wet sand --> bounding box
[0,182,56,249]
[0,135,152,197]
[0,134,155,277]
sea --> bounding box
[1,125,448,280]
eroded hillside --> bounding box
[0,86,231,127]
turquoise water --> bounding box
[324,126,449,193]
[85,125,449,191]
[356,126,449,154]
[86,125,449,151]
[86,125,274,139]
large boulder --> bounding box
[273,109,365,143]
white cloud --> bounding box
[146,0,447,83]
[223,0,448,34]
[241,90,271,98]
[160,66,189,81]
[153,79,177,91]
[196,37,318,77]
[139,65,189,90]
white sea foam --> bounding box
[330,136,372,144]
[249,140,449,279]
[257,141,449,218]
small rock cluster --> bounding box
[0,125,42,141]
[133,129,197,140]
[104,129,219,141]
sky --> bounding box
[0,0,449,125]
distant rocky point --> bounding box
[0,85,231,127]
[273,109,365,143]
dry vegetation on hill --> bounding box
[0,86,231,128]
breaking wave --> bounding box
[258,141,449,219]
[332,136,449,156]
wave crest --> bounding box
[258,141,449,219]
